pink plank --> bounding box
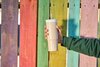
[80,0,98,67]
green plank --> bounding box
[1,0,18,67]
[67,0,80,67]
[37,0,49,67]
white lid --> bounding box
[46,19,57,23]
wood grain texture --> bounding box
[49,0,67,67]
[80,0,98,67]
[37,0,49,67]
[1,0,18,67]
[67,0,80,67]
[20,0,37,67]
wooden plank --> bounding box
[98,9,100,67]
[0,0,20,2]
[1,0,18,67]
[67,0,80,67]
[99,0,100,4]
[49,0,67,67]
[20,0,37,67]
[80,0,98,67]
[37,0,49,67]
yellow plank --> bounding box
[49,0,67,67]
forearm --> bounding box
[61,36,100,58]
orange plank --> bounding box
[20,0,37,67]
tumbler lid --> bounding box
[46,19,57,23]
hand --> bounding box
[44,25,62,43]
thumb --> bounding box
[56,26,62,37]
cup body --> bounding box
[46,19,58,51]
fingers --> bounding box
[44,25,62,41]
[56,26,63,43]
[44,26,49,39]
[56,26,62,37]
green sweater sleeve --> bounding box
[61,36,100,58]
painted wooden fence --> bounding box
[0,0,100,67]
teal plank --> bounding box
[67,0,80,67]
[37,0,49,67]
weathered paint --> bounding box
[1,0,18,67]
[80,0,98,67]
[49,0,67,67]
[20,0,37,67]
[67,0,80,67]
[37,0,49,67]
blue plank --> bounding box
[67,0,80,67]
